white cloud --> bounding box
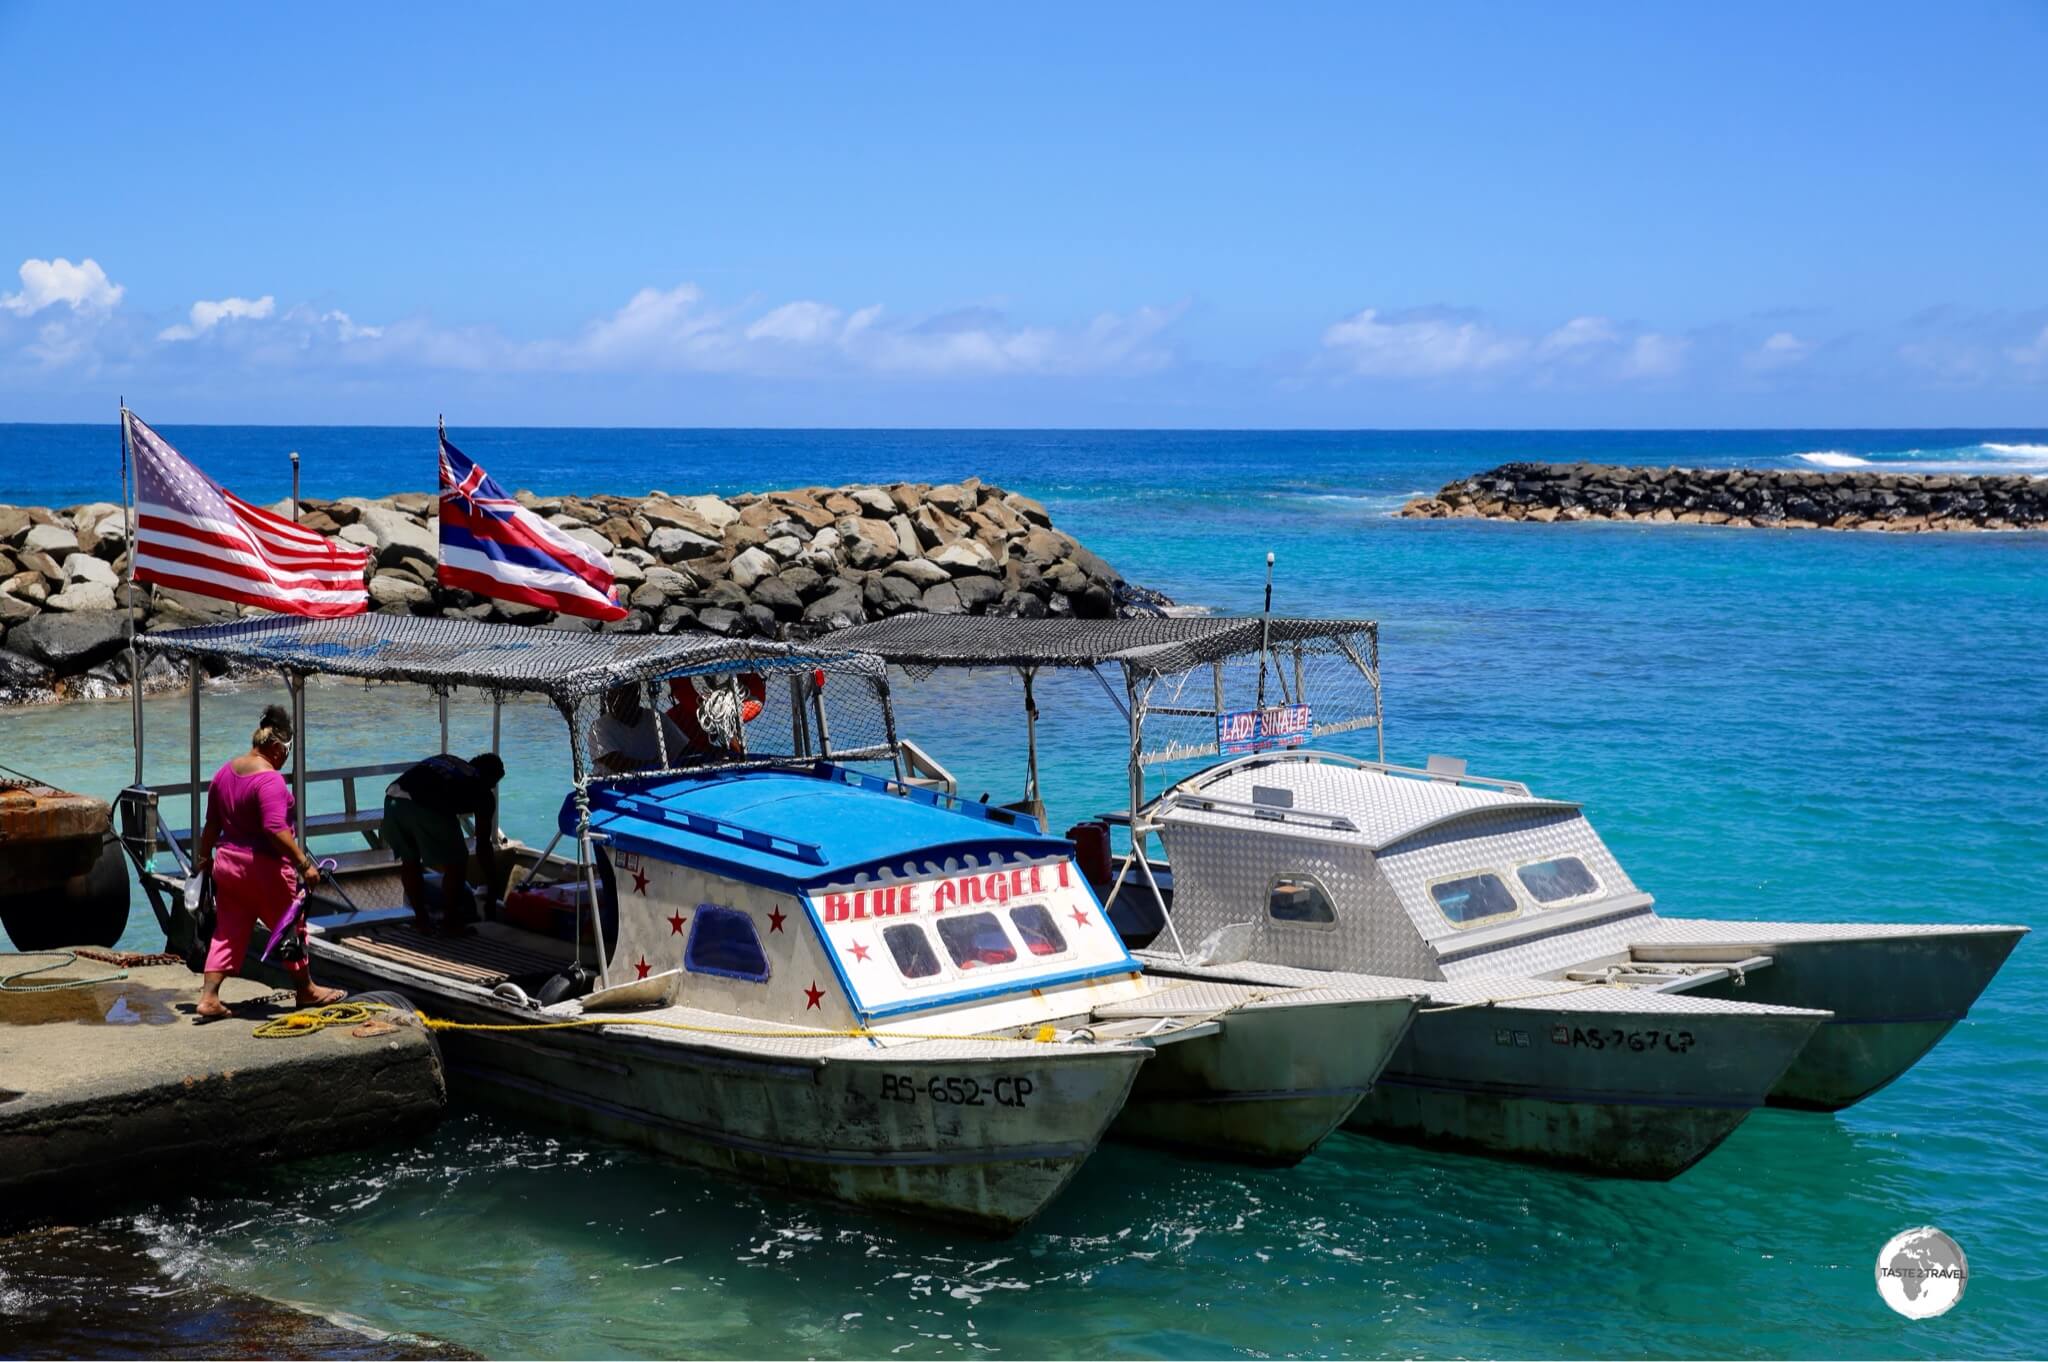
[2007,324,2048,373]
[1744,330,1812,371]
[746,300,844,344]
[1622,332,1688,377]
[2,257,124,315]
[1322,307,1527,378]
[1323,307,1685,382]
[159,294,276,340]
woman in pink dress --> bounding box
[191,704,346,1020]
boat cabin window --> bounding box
[1430,873,1519,926]
[936,911,1018,970]
[1009,903,1068,956]
[883,923,943,980]
[1517,856,1600,904]
[684,904,771,982]
[1268,875,1336,925]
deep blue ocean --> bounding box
[2,426,2044,1359]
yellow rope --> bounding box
[251,1001,395,1038]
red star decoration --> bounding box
[667,910,687,935]
[1070,907,1091,928]
[630,866,650,895]
[846,941,871,962]
[803,981,824,1010]
[634,955,651,980]
[767,907,787,933]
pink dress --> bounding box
[203,763,307,978]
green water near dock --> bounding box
[3,435,2045,1356]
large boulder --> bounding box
[1002,492,1051,527]
[0,590,37,625]
[953,574,1005,612]
[4,610,129,672]
[3,571,48,606]
[930,540,998,577]
[0,647,56,703]
[728,547,779,590]
[920,581,964,614]
[886,557,951,588]
[801,582,867,630]
[849,487,897,516]
[648,526,721,561]
[358,506,437,572]
[836,517,900,570]
[22,523,79,557]
[44,584,116,612]
[750,574,804,619]
[62,553,117,588]
[368,572,431,611]
[0,507,32,544]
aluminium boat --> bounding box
[821,614,2026,1178]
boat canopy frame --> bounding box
[820,615,1384,959]
[126,613,899,981]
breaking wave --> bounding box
[1788,442,2048,475]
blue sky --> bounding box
[3,2,2044,427]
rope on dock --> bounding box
[250,1000,398,1038]
[0,950,128,993]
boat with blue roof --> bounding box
[116,615,1420,1232]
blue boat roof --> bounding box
[561,763,1067,889]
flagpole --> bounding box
[120,401,144,788]
[290,450,301,523]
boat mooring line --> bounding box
[0,950,128,993]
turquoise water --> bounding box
[1,428,2044,1357]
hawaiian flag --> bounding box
[130,413,369,617]
[437,425,626,621]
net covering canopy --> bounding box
[821,615,1378,679]
[136,613,884,701]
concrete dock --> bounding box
[1,951,446,1218]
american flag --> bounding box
[129,413,369,617]
[437,427,625,621]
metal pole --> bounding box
[289,450,301,523]
[290,674,307,843]
[1254,551,1274,713]
[120,402,144,787]
[491,694,503,754]
[439,690,450,754]
[187,659,202,843]
[1020,668,1039,805]
[809,670,832,758]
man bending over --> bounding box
[383,751,505,933]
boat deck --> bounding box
[328,922,578,988]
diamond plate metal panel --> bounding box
[1160,818,1442,979]
[1167,759,1573,850]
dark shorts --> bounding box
[382,793,468,868]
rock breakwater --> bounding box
[0,479,1160,705]
[1400,462,2048,531]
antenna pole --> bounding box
[1255,551,1274,713]
[119,400,144,787]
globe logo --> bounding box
[1876,1227,1968,1319]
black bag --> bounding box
[180,868,216,973]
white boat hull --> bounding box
[1638,921,2027,1110]
[1104,989,1420,1165]
[1353,994,1824,1179]
[314,949,1147,1235]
